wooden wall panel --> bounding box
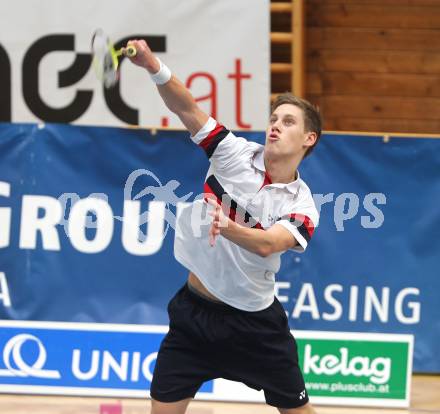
[310,72,440,97]
[303,0,440,134]
[325,117,440,134]
[310,0,440,6]
[307,28,440,51]
[310,96,440,119]
[308,4,440,29]
[307,50,440,75]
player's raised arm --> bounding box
[123,39,208,135]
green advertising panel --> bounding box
[294,331,413,407]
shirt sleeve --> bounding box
[276,201,319,253]
[190,117,253,170]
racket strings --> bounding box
[91,29,120,88]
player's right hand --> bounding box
[207,197,229,247]
[122,39,160,74]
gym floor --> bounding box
[0,375,438,414]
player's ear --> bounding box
[304,131,317,149]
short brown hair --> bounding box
[271,93,322,158]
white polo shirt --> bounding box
[174,117,319,311]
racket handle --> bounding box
[125,46,137,57]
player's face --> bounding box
[265,104,314,159]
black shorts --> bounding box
[150,283,309,409]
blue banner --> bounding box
[0,123,438,374]
[0,321,213,395]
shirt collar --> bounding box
[252,147,301,194]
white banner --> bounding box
[0,0,269,129]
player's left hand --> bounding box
[206,197,229,247]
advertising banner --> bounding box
[0,321,413,407]
[297,331,413,407]
[0,123,439,404]
[0,0,269,129]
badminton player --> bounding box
[124,39,321,414]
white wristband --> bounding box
[150,58,172,85]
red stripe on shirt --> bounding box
[204,181,263,228]
[259,171,272,191]
[204,182,237,222]
[203,182,222,205]
[199,122,224,151]
[288,214,315,237]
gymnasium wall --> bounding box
[271,0,440,134]
[0,0,439,403]
[0,123,439,374]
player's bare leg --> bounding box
[150,397,192,414]
[278,402,317,414]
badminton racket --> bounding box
[91,28,136,88]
